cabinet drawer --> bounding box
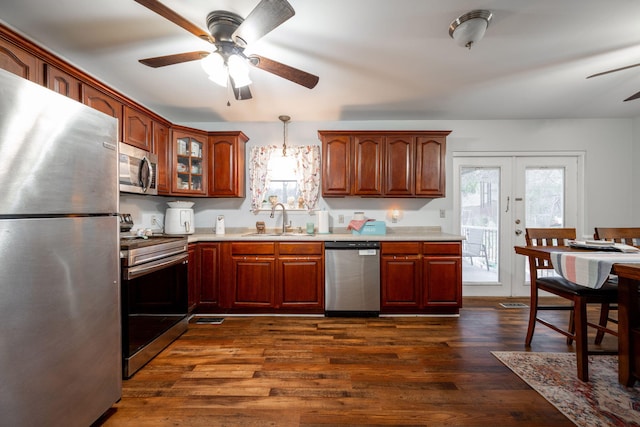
[422,242,461,255]
[279,242,323,255]
[231,242,276,255]
[381,242,421,255]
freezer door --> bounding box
[0,216,121,427]
[0,69,118,215]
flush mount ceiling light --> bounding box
[449,10,493,49]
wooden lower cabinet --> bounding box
[277,242,324,312]
[187,244,200,312]
[188,243,220,312]
[210,241,324,314]
[381,241,461,314]
[199,243,220,310]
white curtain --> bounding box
[249,145,321,212]
[290,145,321,212]
[248,145,276,212]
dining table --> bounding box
[514,245,640,386]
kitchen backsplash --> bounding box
[120,193,453,234]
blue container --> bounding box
[351,221,387,235]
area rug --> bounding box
[492,351,640,427]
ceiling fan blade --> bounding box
[586,62,640,79]
[139,51,209,68]
[232,0,295,47]
[134,0,213,43]
[230,78,253,100]
[248,54,318,89]
[624,90,640,102]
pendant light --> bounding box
[280,115,290,157]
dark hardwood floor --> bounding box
[98,297,618,426]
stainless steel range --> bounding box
[120,233,189,378]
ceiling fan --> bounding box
[586,61,640,102]
[134,0,319,101]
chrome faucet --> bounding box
[270,203,287,234]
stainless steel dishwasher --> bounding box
[324,241,380,317]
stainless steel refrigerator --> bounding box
[0,69,121,426]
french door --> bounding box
[453,153,582,296]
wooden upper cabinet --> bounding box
[82,84,123,140]
[152,120,171,194]
[123,105,152,151]
[353,134,383,195]
[319,130,450,198]
[320,133,351,196]
[172,128,207,195]
[385,134,414,196]
[45,64,80,101]
[207,131,248,197]
[0,37,41,84]
[415,134,447,197]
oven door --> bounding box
[121,252,188,378]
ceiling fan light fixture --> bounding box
[449,10,492,49]
[227,54,252,88]
[201,53,228,87]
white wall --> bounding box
[120,118,636,235]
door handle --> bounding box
[515,229,523,236]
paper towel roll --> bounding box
[318,211,329,234]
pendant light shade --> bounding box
[449,10,493,49]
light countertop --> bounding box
[185,226,464,243]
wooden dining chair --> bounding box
[524,227,618,381]
[591,227,640,343]
[594,227,640,247]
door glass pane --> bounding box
[525,168,565,227]
[524,167,565,282]
[460,167,499,283]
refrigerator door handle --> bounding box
[139,156,153,193]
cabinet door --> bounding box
[320,133,351,196]
[82,84,123,140]
[277,256,323,311]
[199,243,220,309]
[231,256,275,308]
[153,121,171,194]
[45,64,81,101]
[0,37,41,83]
[123,105,152,151]
[422,256,461,309]
[415,135,446,197]
[353,134,383,195]
[208,132,247,197]
[385,135,414,196]
[381,255,421,310]
[172,130,207,195]
[187,244,200,312]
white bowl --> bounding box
[167,201,194,208]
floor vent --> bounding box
[194,317,224,325]
[499,302,528,308]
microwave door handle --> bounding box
[139,156,153,193]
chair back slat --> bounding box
[525,228,576,271]
[594,227,640,247]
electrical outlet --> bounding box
[439,209,445,218]
[338,214,344,224]
[151,215,157,226]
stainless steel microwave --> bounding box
[119,142,158,195]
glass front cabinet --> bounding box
[172,129,207,195]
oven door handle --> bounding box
[124,252,188,280]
